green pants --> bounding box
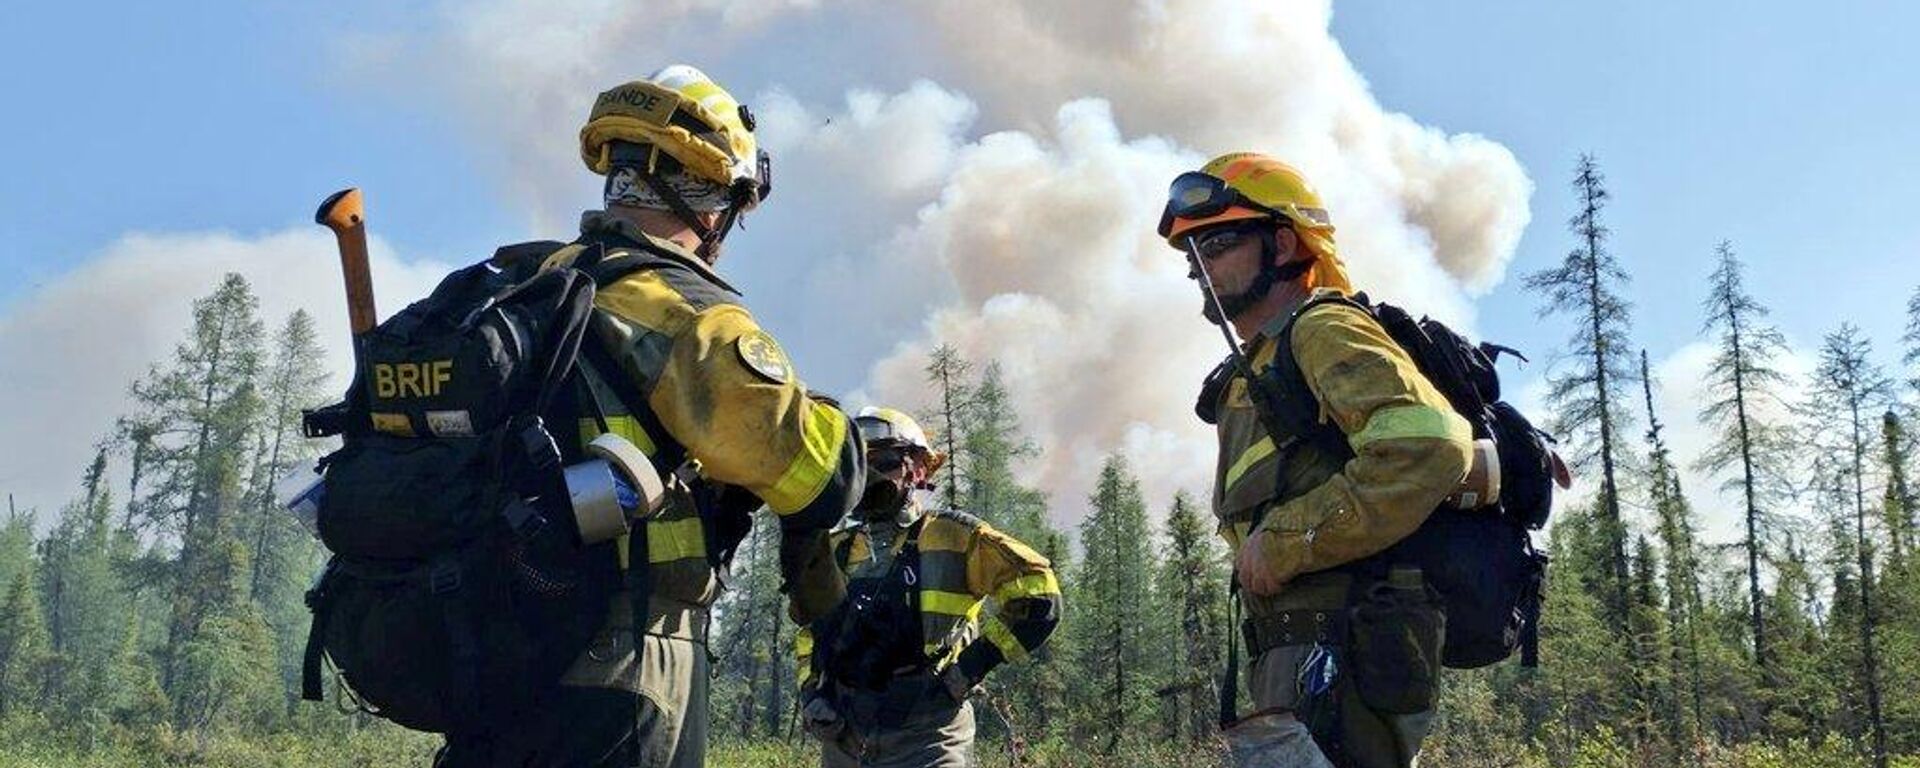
[1225,644,1434,768]
[436,595,709,768]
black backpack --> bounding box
[298,249,650,734]
[1207,292,1562,669]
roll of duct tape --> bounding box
[587,433,667,520]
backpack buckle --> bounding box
[518,418,561,473]
[500,498,549,541]
[429,561,463,594]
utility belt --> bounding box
[1241,609,1348,655]
[1234,564,1446,724]
[828,669,959,732]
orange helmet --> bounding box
[1160,152,1349,292]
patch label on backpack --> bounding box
[426,410,474,437]
[371,412,415,437]
[736,330,792,384]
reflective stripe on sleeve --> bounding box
[921,590,985,620]
[980,616,1028,663]
[992,572,1061,603]
[1348,404,1471,452]
[762,402,850,514]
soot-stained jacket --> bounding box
[1208,288,1473,614]
[537,211,865,615]
[794,507,1062,695]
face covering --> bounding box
[855,448,912,520]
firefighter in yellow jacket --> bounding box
[436,65,866,768]
[1161,153,1474,768]
[795,407,1061,768]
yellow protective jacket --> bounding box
[794,508,1061,694]
[540,211,865,613]
[1209,289,1472,608]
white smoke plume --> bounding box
[322,0,1539,533]
[0,229,446,523]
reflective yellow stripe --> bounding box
[796,627,815,685]
[1349,404,1470,452]
[921,590,984,620]
[993,572,1060,603]
[618,516,709,569]
[763,403,848,514]
[647,517,707,564]
[1223,436,1276,493]
[579,415,658,456]
[981,616,1028,663]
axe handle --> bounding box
[315,188,378,336]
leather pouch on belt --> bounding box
[1346,569,1445,715]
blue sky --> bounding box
[8,2,1916,369]
[4,1,1918,534]
[1334,1,1920,365]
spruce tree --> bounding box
[924,345,974,509]
[1154,491,1227,743]
[711,519,790,739]
[1883,411,1915,566]
[1639,351,1708,745]
[1808,324,1892,768]
[1902,286,1920,398]
[0,498,33,598]
[118,273,267,694]
[1524,153,1636,627]
[242,309,330,714]
[1627,535,1676,748]
[0,568,50,715]
[35,449,128,716]
[1072,455,1157,753]
[1698,241,1794,675]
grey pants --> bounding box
[559,598,709,768]
[818,695,976,767]
[1224,645,1433,768]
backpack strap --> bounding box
[1262,291,1374,453]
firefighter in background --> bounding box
[797,407,1062,768]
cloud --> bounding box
[319,0,1537,534]
[0,229,446,525]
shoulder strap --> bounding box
[588,240,743,295]
[1260,291,1371,442]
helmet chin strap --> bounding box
[637,171,746,261]
[1207,226,1314,323]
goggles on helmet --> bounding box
[746,148,773,206]
[866,448,909,474]
[856,415,910,447]
[1156,171,1286,239]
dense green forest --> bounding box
[4,156,1920,766]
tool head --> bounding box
[316,188,364,232]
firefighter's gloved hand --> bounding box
[801,694,845,743]
[938,664,977,704]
